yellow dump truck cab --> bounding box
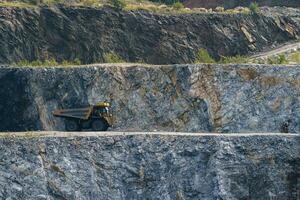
[93,102,114,127]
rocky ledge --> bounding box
[0,132,298,199]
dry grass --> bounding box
[287,51,300,64]
[0,0,252,15]
[0,1,36,7]
[252,51,300,65]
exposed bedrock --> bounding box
[0,6,299,64]
[0,132,298,199]
[1,64,300,133]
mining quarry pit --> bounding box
[0,4,299,200]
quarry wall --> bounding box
[1,64,300,133]
[0,132,298,200]
[0,6,299,64]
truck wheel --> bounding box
[65,120,80,131]
[91,119,108,131]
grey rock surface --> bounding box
[1,64,300,133]
[0,132,298,200]
[0,6,299,64]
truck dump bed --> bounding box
[52,107,93,120]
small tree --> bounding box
[194,49,216,64]
[249,2,259,13]
[108,0,126,10]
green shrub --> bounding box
[266,55,288,65]
[172,2,183,10]
[277,54,287,64]
[267,57,275,65]
[108,0,126,10]
[103,52,125,63]
[249,2,259,13]
[194,49,216,64]
[219,55,250,64]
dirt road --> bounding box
[251,40,300,59]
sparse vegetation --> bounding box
[103,52,125,63]
[249,2,259,13]
[108,0,126,10]
[219,55,250,64]
[172,2,183,10]
[40,0,65,5]
[14,58,81,67]
[194,48,300,65]
[0,0,253,14]
[194,49,216,64]
[278,54,288,64]
[195,49,251,64]
[265,55,288,65]
[12,52,300,66]
[81,0,100,7]
[287,51,300,64]
[253,52,300,65]
[0,1,36,7]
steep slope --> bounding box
[1,63,300,133]
[0,6,299,64]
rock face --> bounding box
[0,132,298,200]
[1,64,300,133]
[0,6,299,64]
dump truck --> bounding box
[52,102,113,131]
